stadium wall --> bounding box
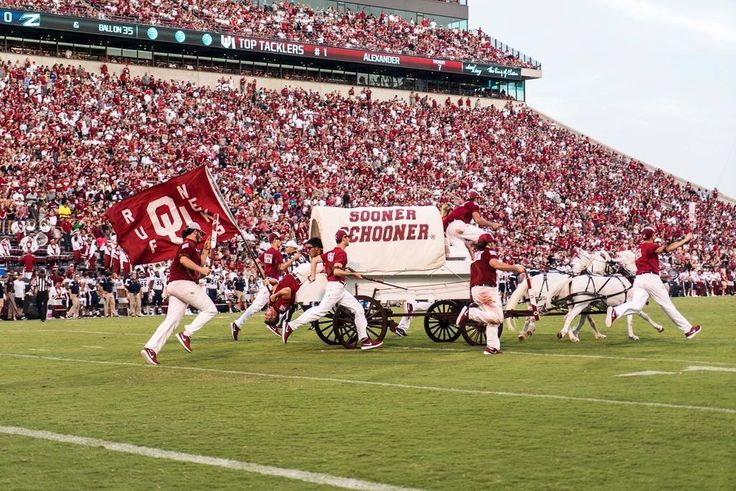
[2,53,516,110]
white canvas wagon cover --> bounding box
[309,206,446,274]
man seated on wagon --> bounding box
[443,190,501,252]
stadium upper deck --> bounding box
[0,0,540,69]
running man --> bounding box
[605,227,700,339]
[282,228,383,350]
[456,234,525,355]
[231,233,303,340]
[140,222,217,365]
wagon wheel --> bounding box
[461,319,503,346]
[333,295,388,349]
[310,305,346,346]
[423,300,462,342]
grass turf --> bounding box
[0,296,734,489]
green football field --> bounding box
[1,296,734,490]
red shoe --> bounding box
[483,347,502,355]
[605,306,618,328]
[360,338,383,350]
[282,323,293,344]
[685,325,701,339]
[140,348,160,365]
[265,324,282,338]
[231,322,241,341]
[176,332,192,353]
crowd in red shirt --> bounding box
[0,0,537,69]
[0,58,733,286]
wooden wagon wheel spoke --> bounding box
[333,295,388,349]
[423,300,462,342]
[461,321,486,346]
[311,305,342,345]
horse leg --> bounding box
[588,314,606,340]
[560,304,585,343]
[626,315,639,341]
[572,314,587,338]
[519,317,536,341]
[637,311,664,333]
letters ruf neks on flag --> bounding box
[105,166,241,266]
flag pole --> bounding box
[203,166,273,293]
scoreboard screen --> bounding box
[0,9,524,80]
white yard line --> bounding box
[684,365,736,373]
[1,352,734,415]
[0,425,419,491]
[387,346,736,367]
[616,370,677,377]
[4,329,735,367]
[27,348,49,352]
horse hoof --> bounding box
[629,336,640,341]
[556,332,563,339]
[655,326,664,333]
[518,334,525,342]
[595,334,607,340]
[570,336,580,343]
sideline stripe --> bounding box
[387,346,736,367]
[0,425,418,491]
[684,365,736,373]
[4,329,735,367]
[1,352,734,415]
[616,370,676,377]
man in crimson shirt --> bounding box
[606,226,701,339]
[141,222,216,366]
[282,228,383,350]
[231,232,302,340]
[263,238,324,331]
[444,190,501,251]
[456,234,525,355]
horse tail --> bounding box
[505,279,529,311]
[504,279,530,332]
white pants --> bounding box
[613,273,691,333]
[469,286,504,350]
[397,300,433,332]
[144,280,218,353]
[290,282,368,339]
[446,220,487,249]
[234,284,270,328]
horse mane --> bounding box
[614,250,637,274]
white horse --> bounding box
[506,251,662,342]
[557,251,664,342]
[505,271,572,340]
[505,251,614,340]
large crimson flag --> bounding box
[105,166,241,266]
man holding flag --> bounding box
[105,166,242,365]
[140,222,216,365]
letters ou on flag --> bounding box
[105,166,241,266]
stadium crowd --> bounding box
[1,58,734,319]
[0,0,536,68]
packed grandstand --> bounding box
[0,1,734,319]
[0,0,538,68]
